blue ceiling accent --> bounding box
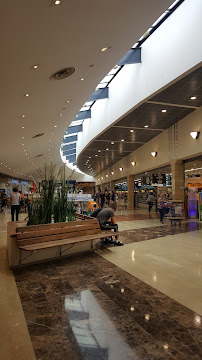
[66,154,76,163]
[63,149,76,156]
[63,135,77,144]
[72,110,91,121]
[66,124,83,135]
[118,48,141,66]
[62,143,76,151]
[87,88,109,102]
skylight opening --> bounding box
[107,66,121,76]
[80,106,90,111]
[152,12,168,27]
[96,83,108,89]
[100,75,114,84]
[132,42,139,48]
[168,0,181,10]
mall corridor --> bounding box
[1,209,202,360]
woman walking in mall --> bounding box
[10,187,21,221]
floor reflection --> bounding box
[65,290,133,360]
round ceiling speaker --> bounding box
[50,67,75,80]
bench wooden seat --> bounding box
[8,219,118,267]
[18,231,116,251]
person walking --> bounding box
[100,192,105,208]
[111,190,115,204]
[10,187,21,221]
[147,192,155,212]
[158,194,165,224]
[1,191,7,212]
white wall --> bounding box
[77,0,202,158]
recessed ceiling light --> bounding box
[111,171,114,175]
[106,175,108,177]
[59,114,62,117]
[54,0,61,4]
[162,109,167,113]
[190,96,196,100]
[21,115,25,118]
[22,143,24,146]
[9,168,11,170]
[151,152,157,157]
[144,125,148,128]
[131,162,136,166]
[5,166,7,168]
[95,154,98,157]
[33,65,38,69]
[130,129,134,133]
[89,157,91,159]
[106,148,109,150]
[22,126,25,129]
[101,47,108,52]
[121,139,124,142]
[66,100,70,103]
[25,93,30,97]
[21,137,24,139]
[54,125,57,128]
[119,167,123,171]
[111,141,114,144]
[98,150,101,152]
[51,133,53,135]
[81,78,84,81]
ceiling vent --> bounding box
[32,133,44,139]
[50,67,75,80]
[35,154,43,158]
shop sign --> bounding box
[12,179,18,184]
[21,181,28,186]
[152,174,166,185]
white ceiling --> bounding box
[0,0,172,182]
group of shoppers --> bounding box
[92,190,116,208]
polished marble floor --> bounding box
[1,209,202,360]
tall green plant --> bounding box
[53,165,68,223]
[28,163,57,226]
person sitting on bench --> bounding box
[97,204,123,246]
[90,207,103,218]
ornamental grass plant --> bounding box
[27,164,76,226]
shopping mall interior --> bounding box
[1,0,202,359]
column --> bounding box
[101,183,105,192]
[171,160,184,201]
[127,174,134,210]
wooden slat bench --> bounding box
[7,219,118,267]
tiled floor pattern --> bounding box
[13,251,202,360]
[117,221,200,244]
[1,209,201,360]
[0,212,36,360]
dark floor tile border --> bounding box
[13,247,202,360]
